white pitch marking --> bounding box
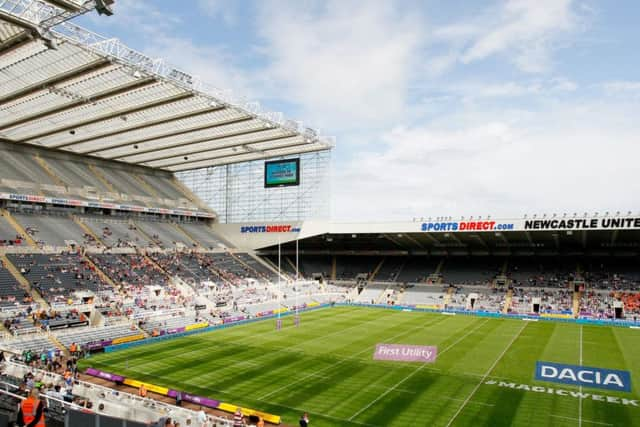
[444,322,528,427]
[579,325,584,427]
[550,414,613,426]
[258,314,452,400]
[347,319,491,421]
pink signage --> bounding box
[373,344,438,362]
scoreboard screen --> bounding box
[264,158,300,188]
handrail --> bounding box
[2,361,233,426]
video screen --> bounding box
[264,158,300,188]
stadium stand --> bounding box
[2,2,640,425]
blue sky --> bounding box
[78,0,640,221]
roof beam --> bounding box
[473,234,489,250]
[149,138,308,169]
[30,104,226,147]
[420,232,441,246]
[0,26,33,54]
[0,77,157,132]
[0,58,112,106]
[382,234,410,250]
[34,92,196,146]
[47,0,84,12]
[611,230,619,246]
[403,234,425,249]
[124,131,297,164]
[87,115,255,156]
[0,11,39,35]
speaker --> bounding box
[96,0,114,16]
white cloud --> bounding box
[443,78,578,101]
[197,0,237,26]
[433,0,583,73]
[255,1,426,129]
[602,81,640,93]
[332,100,640,221]
[88,0,253,100]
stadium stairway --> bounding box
[143,253,177,283]
[331,255,337,280]
[0,254,49,309]
[47,333,70,357]
[87,164,119,194]
[82,254,125,297]
[230,252,280,282]
[172,223,199,247]
[133,223,158,247]
[0,209,37,247]
[572,290,582,318]
[502,288,513,314]
[33,155,67,187]
[169,176,211,211]
[444,287,454,307]
[282,256,298,280]
[368,258,386,282]
[72,215,105,246]
[375,287,391,304]
[89,309,106,327]
[393,258,408,282]
[131,174,162,200]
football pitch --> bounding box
[82,307,640,426]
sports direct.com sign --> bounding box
[240,224,301,233]
[420,217,640,233]
[421,221,515,232]
[373,344,438,363]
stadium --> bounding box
[0,1,639,427]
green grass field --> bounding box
[82,307,640,426]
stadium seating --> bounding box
[402,286,446,306]
[55,324,141,349]
[441,258,503,286]
[7,253,112,304]
[395,257,440,283]
[0,214,23,246]
[374,257,406,282]
[0,262,26,307]
[78,215,150,247]
[1,334,56,353]
[10,211,87,247]
[88,254,170,290]
[355,284,387,303]
[179,222,230,248]
[0,140,202,211]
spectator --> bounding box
[233,408,244,427]
[299,412,309,427]
[17,388,45,427]
[197,407,207,426]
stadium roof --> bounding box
[0,2,332,172]
[263,228,640,257]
